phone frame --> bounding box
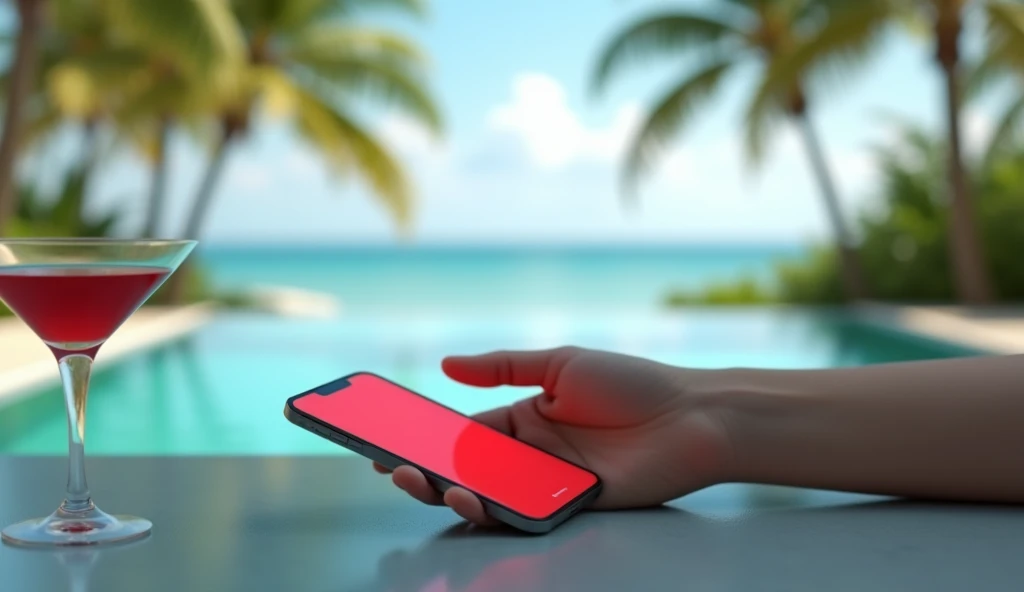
[283,371,602,534]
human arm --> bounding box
[722,354,1024,503]
[379,348,1024,526]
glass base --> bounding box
[2,503,151,547]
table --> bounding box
[2,457,1022,591]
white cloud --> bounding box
[485,72,648,169]
[155,71,892,243]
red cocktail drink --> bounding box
[0,239,195,547]
[0,266,170,358]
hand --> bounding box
[374,346,735,526]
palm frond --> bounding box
[794,0,866,23]
[234,0,425,32]
[290,53,442,134]
[293,87,412,229]
[985,1,1024,73]
[48,48,150,98]
[249,66,302,117]
[229,0,277,31]
[231,0,326,33]
[963,55,1011,103]
[591,13,740,96]
[742,83,787,168]
[105,0,245,77]
[621,58,735,199]
[118,74,209,123]
[287,25,427,67]
[50,0,106,37]
[983,94,1024,169]
[46,64,101,118]
[755,0,889,112]
[334,0,426,18]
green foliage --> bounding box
[620,58,735,198]
[149,259,211,305]
[664,277,776,306]
[591,0,886,194]
[147,259,259,308]
[667,123,1024,306]
[287,26,442,133]
[15,0,437,242]
[774,247,844,304]
[216,3,441,234]
[590,13,738,96]
[103,0,245,78]
[745,0,890,165]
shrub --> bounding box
[668,124,1024,306]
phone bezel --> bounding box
[283,371,603,534]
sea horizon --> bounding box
[198,240,808,254]
[200,242,804,314]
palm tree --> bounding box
[592,0,871,301]
[925,0,994,303]
[106,0,245,238]
[0,0,47,235]
[765,0,997,303]
[971,2,1024,169]
[180,0,443,241]
[27,0,244,237]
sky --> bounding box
[12,0,1010,245]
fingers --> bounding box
[372,462,392,474]
[392,466,444,505]
[442,347,579,389]
[385,465,500,526]
[443,487,499,526]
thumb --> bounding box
[441,347,580,390]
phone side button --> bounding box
[346,439,362,451]
[330,433,349,445]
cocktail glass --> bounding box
[0,238,196,546]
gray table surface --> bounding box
[1,456,1022,592]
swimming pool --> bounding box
[0,310,973,455]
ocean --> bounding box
[200,244,806,314]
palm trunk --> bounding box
[937,48,994,304]
[0,0,45,235]
[183,124,235,240]
[141,117,172,238]
[165,123,235,304]
[793,110,868,301]
[74,119,101,234]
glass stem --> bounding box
[59,354,94,512]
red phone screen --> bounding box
[292,373,598,520]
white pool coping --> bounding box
[0,303,215,408]
[853,303,1024,354]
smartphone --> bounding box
[283,372,602,534]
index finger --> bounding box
[442,347,580,389]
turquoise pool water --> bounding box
[0,310,971,455]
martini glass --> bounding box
[0,238,196,547]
